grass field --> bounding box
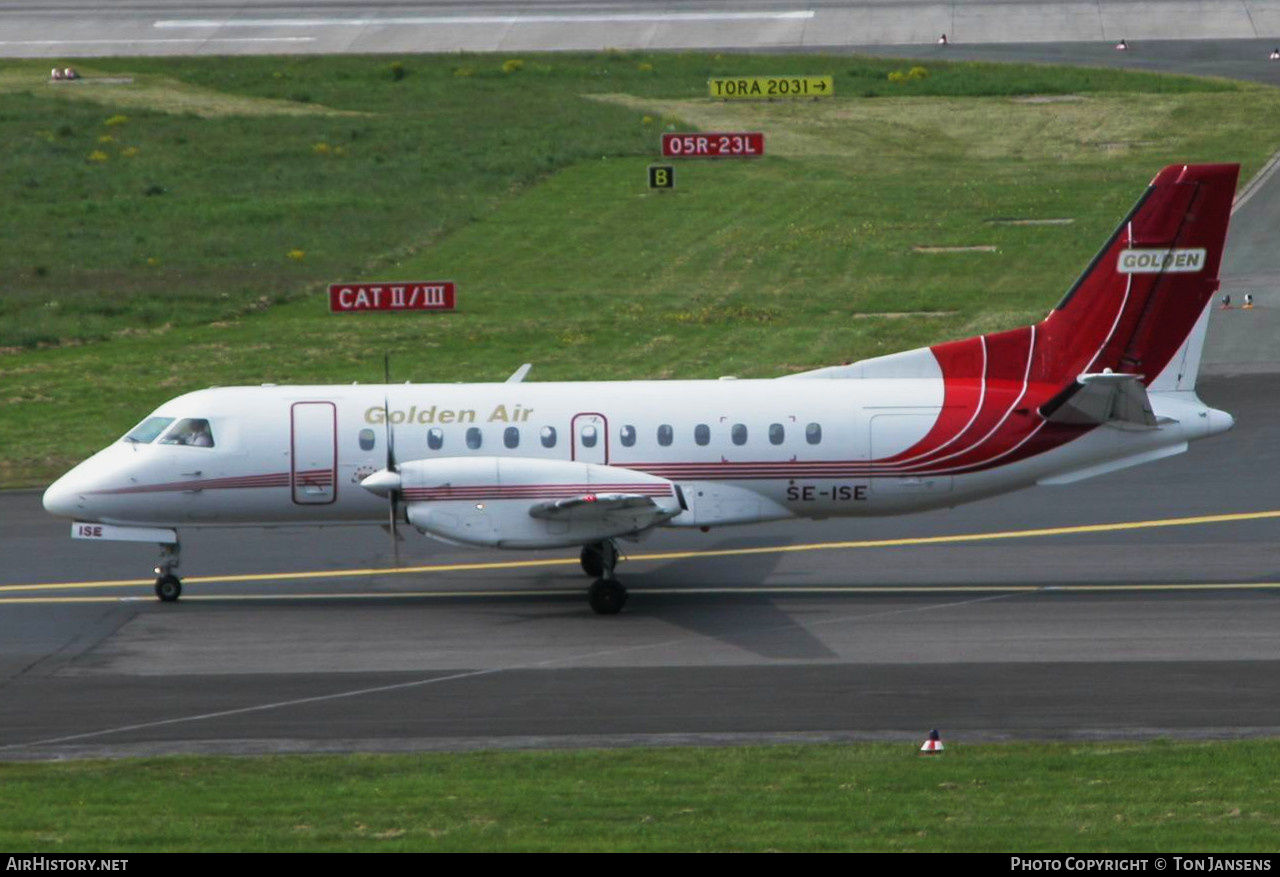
[2,53,1280,486]
[2,741,1278,852]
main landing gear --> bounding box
[154,541,182,602]
[581,540,626,615]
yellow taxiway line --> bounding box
[0,582,1278,607]
[3,507,1280,600]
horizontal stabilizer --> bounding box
[1037,442,1188,485]
[1038,372,1157,427]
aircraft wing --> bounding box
[528,493,667,522]
[1038,372,1159,427]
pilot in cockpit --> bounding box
[160,418,215,447]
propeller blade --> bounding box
[390,497,402,569]
[384,395,397,473]
[382,392,401,569]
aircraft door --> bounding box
[291,401,338,505]
[571,412,608,465]
[869,412,953,495]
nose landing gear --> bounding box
[582,540,627,615]
[154,541,182,602]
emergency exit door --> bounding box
[571,412,608,465]
[291,401,338,505]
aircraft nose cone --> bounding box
[42,475,83,518]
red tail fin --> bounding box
[928,163,1237,396]
[1035,163,1237,389]
[886,165,1238,474]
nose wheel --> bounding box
[153,541,182,602]
[582,540,627,615]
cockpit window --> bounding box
[159,418,215,448]
[123,416,174,444]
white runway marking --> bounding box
[1234,149,1280,213]
[154,11,815,29]
[0,38,316,46]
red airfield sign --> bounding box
[329,282,455,313]
[662,132,765,158]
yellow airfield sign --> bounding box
[708,75,833,100]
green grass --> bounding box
[2,741,1278,851]
[2,53,1279,486]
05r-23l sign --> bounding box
[662,132,765,158]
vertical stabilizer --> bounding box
[1035,163,1237,391]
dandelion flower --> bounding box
[87,150,109,163]
[287,249,306,262]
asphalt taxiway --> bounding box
[3,375,1280,759]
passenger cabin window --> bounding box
[504,427,520,449]
[806,423,822,445]
[694,424,710,446]
[159,418,215,448]
[358,428,376,451]
[124,416,174,444]
[620,425,636,447]
[769,423,785,445]
[657,424,673,447]
[731,423,748,446]
[466,427,483,450]
[540,426,557,448]
[581,425,598,448]
[427,428,444,450]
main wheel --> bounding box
[587,578,627,615]
[155,574,182,602]
[580,544,604,578]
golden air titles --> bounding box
[365,404,534,425]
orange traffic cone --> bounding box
[919,729,945,754]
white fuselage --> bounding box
[43,373,1231,536]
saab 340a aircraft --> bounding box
[44,164,1239,613]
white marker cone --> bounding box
[919,729,945,754]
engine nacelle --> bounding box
[398,456,681,548]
